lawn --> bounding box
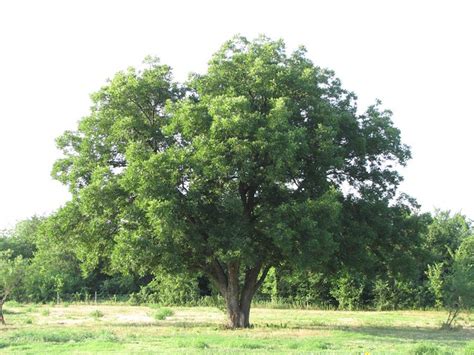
[0,302,472,354]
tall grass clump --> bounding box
[154,307,173,320]
[89,310,104,319]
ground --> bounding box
[0,302,473,353]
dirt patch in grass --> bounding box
[168,309,224,323]
[116,313,154,323]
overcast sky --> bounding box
[0,0,473,229]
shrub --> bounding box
[373,278,393,311]
[41,309,50,316]
[330,271,365,310]
[443,237,474,328]
[129,272,200,305]
[426,262,445,309]
[153,307,173,320]
[411,343,442,354]
[89,310,104,319]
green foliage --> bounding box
[24,236,85,302]
[271,269,332,307]
[0,251,28,302]
[330,271,366,310]
[372,277,428,310]
[443,236,474,328]
[450,236,474,309]
[48,36,413,324]
[2,207,470,312]
[427,262,445,309]
[258,267,278,302]
[0,217,43,259]
[0,251,28,324]
[373,278,393,311]
[129,272,201,305]
[424,210,471,264]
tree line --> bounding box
[1,210,472,314]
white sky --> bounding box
[0,0,473,229]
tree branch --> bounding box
[255,265,272,291]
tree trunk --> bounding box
[226,293,248,328]
[0,301,5,326]
[209,259,271,328]
[225,260,246,328]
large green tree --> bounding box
[51,36,410,327]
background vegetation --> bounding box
[1,209,472,317]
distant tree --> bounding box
[50,36,410,327]
[25,223,84,302]
[424,211,471,264]
[0,251,28,325]
[0,216,43,259]
[420,211,472,308]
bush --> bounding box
[426,262,445,309]
[89,310,104,319]
[443,237,474,328]
[269,269,333,307]
[129,272,201,305]
[153,307,173,320]
[373,278,393,311]
[330,271,366,310]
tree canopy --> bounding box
[51,36,411,327]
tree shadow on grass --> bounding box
[2,309,23,315]
[106,318,473,345]
[251,321,473,344]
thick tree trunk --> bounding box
[225,260,246,328]
[209,259,271,328]
[226,293,248,328]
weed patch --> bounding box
[90,310,104,319]
[193,340,209,349]
[154,307,173,320]
[411,343,443,354]
[41,309,50,316]
[2,329,118,346]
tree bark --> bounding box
[225,260,244,328]
[0,301,5,326]
[208,259,271,328]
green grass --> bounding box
[0,304,472,353]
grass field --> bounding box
[0,302,473,354]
